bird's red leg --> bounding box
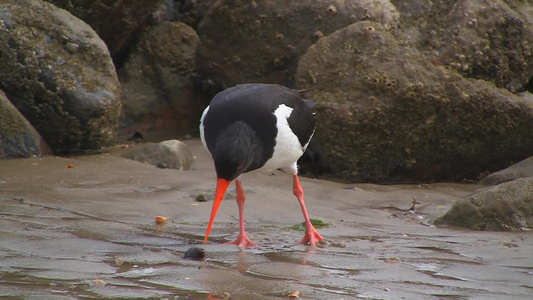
[293,175,323,245]
[224,178,256,247]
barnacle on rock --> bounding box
[327,5,337,13]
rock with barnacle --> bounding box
[196,0,399,88]
[296,21,533,183]
[435,177,533,231]
[0,0,121,154]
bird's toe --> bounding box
[299,227,323,246]
[224,234,257,248]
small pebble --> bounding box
[115,257,123,266]
[156,162,168,169]
[195,194,208,202]
[184,247,206,260]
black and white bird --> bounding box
[200,83,323,247]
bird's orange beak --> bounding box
[204,178,231,244]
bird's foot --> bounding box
[299,227,323,246]
[224,233,257,248]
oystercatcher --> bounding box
[200,83,323,247]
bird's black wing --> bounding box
[203,83,315,155]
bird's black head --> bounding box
[214,149,250,181]
[212,121,261,181]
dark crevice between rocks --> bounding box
[525,75,533,93]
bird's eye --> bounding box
[237,164,243,170]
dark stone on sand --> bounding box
[156,162,168,169]
[195,194,208,202]
[183,247,205,260]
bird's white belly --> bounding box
[256,104,305,173]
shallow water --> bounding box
[1,139,531,299]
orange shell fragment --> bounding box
[288,290,300,298]
[91,279,106,286]
[155,216,167,224]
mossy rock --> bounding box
[118,21,207,134]
[435,177,533,231]
[196,0,399,89]
[480,156,533,186]
[296,21,533,183]
[0,0,121,154]
[44,0,164,58]
[0,91,46,159]
[393,0,533,92]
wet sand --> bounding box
[1,138,532,299]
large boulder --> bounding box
[118,21,206,134]
[296,21,533,183]
[196,0,399,89]
[435,177,533,231]
[392,0,533,92]
[0,0,121,154]
[44,0,164,60]
[0,91,47,159]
